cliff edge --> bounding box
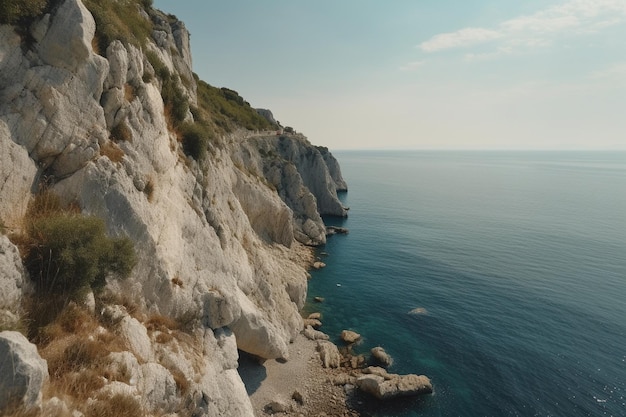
[0,1,347,415]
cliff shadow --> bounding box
[237,350,267,395]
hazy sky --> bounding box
[153,1,626,150]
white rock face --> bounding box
[0,331,49,412]
[0,236,29,331]
[0,1,347,415]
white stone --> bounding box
[316,340,341,368]
[0,331,49,412]
[139,363,178,412]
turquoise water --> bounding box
[307,151,626,417]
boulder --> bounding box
[303,318,322,328]
[202,289,241,329]
[312,261,326,269]
[0,331,49,412]
[356,369,432,400]
[139,363,178,413]
[316,341,341,368]
[408,307,428,315]
[307,312,321,320]
[371,347,393,367]
[313,297,325,303]
[0,236,28,326]
[265,399,291,414]
[303,325,329,341]
[340,330,361,344]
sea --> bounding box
[306,151,626,417]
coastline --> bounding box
[239,333,359,417]
[238,242,359,416]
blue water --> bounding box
[307,151,626,417]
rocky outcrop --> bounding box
[255,108,278,126]
[356,367,433,400]
[317,146,348,191]
[0,331,49,412]
[317,340,341,368]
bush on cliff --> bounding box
[24,214,135,299]
[17,192,136,301]
[0,0,47,25]
[180,122,211,161]
[82,0,153,53]
[196,79,277,133]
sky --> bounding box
[153,0,626,150]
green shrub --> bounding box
[82,0,153,53]
[146,51,189,127]
[0,0,47,25]
[146,50,170,80]
[162,76,188,126]
[110,120,132,142]
[196,80,277,133]
[24,214,136,300]
[180,122,210,161]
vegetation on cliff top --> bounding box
[195,78,277,133]
[0,0,47,25]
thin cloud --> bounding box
[418,0,626,53]
[399,61,425,71]
[419,28,501,52]
[591,62,626,79]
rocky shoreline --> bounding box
[239,253,433,417]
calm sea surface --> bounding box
[307,151,626,417]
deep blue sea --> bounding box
[307,151,626,417]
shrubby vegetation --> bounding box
[0,0,47,25]
[82,0,153,53]
[179,121,211,161]
[17,192,136,302]
[196,79,278,133]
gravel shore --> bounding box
[239,333,360,417]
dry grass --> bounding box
[170,368,190,395]
[100,140,125,163]
[85,393,143,417]
[155,332,174,344]
[34,302,100,346]
[124,83,136,102]
[61,369,106,399]
[146,314,179,333]
[144,177,155,202]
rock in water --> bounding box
[371,347,393,367]
[0,331,49,412]
[356,372,432,400]
[408,307,428,315]
[341,330,361,344]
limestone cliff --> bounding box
[0,0,347,415]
